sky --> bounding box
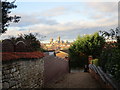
[0,0,119,43]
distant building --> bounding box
[49,36,70,44]
[43,36,71,50]
[50,38,53,44]
[57,36,60,43]
[105,37,117,42]
[56,51,69,59]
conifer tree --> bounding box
[0,0,20,34]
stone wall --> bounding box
[1,39,69,88]
[2,58,44,88]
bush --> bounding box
[100,45,120,82]
[69,32,105,68]
[9,33,45,52]
[92,59,99,66]
[69,52,88,68]
[100,27,120,82]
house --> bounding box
[56,51,69,60]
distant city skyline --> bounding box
[0,0,118,42]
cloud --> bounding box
[14,0,119,2]
[84,2,118,22]
[10,13,59,27]
[3,14,117,37]
[1,2,118,41]
[89,14,106,19]
[41,6,68,17]
[86,2,118,13]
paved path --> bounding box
[45,72,101,88]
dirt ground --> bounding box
[45,72,101,88]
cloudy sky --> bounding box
[1,0,119,43]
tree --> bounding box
[100,27,120,49]
[0,0,20,34]
[99,27,120,82]
[23,33,41,51]
[69,32,105,68]
[9,33,46,52]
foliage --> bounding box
[69,32,105,68]
[92,59,99,66]
[99,42,117,71]
[9,33,45,52]
[99,27,120,82]
[106,49,120,81]
[69,51,88,68]
[100,43,120,82]
[100,27,120,49]
[1,0,21,33]
[21,33,40,51]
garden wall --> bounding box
[2,55,69,88]
[1,39,69,88]
[2,52,44,88]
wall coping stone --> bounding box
[1,52,45,62]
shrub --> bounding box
[8,33,46,52]
[100,27,120,82]
[92,59,99,66]
[69,32,105,68]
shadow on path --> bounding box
[45,72,101,88]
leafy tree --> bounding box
[100,27,120,49]
[100,27,120,82]
[23,33,41,52]
[8,33,46,52]
[1,0,20,34]
[69,32,105,68]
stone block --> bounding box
[3,82,9,88]
[0,41,2,52]
[9,80,17,87]
[0,82,2,89]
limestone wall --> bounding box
[2,58,44,88]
